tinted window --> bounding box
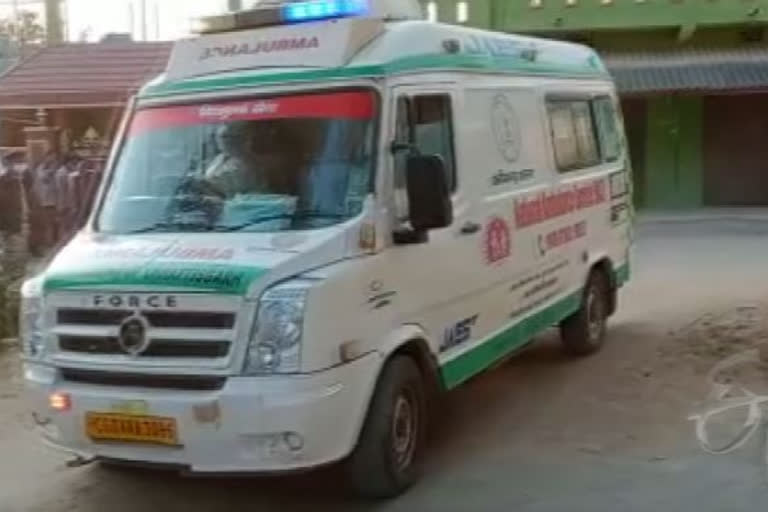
[547,99,601,172]
[393,94,456,220]
[412,95,456,191]
[593,96,623,162]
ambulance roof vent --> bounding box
[194,0,423,34]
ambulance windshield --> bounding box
[97,89,377,234]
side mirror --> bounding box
[405,154,453,232]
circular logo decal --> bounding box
[485,217,511,264]
[491,94,522,163]
[118,314,150,356]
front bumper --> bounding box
[24,353,381,473]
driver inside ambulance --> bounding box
[204,122,265,198]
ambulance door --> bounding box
[383,84,487,359]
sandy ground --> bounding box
[3,217,768,511]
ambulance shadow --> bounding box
[81,321,647,510]
[88,463,362,510]
[426,321,650,471]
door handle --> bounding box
[460,222,481,235]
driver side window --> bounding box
[393,93,456,221]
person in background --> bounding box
[0,159,24,273]
[31,152,60,253]
[54,154,87,240]
[21,158,42,257]
[65,162,82,233]
[0,159,26,339]
[76,159,104,227]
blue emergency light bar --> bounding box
[282,0,368,23]
[194,0,370,33]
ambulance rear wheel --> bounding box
[560,269,609,356]
[347,356,426,499]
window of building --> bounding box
[457,1,469,23]
[547,99,601,172]
[426,1,438,22]
[592,96,623,162]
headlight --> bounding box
[243,280,312,375]
[19,278,45,358]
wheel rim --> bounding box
[586,285,605,344]
[391,390,418,472]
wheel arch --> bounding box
[588,256,617,316]
[376,324,443,392]
[349,325,443,451]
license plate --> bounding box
[85,412,178,446]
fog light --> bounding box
[240,432,306,461]
[284,432,304,452]
[49,392,71,412]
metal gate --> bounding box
[703,94,768,206]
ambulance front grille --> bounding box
[57,309,235,329]
[60,368,227,391]
[59,336,231,358]
[53,308,237,360]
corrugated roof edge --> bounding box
[603,46,768,94]
[140,20,608,99]
[0,45,45,80]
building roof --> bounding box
[0,41,173,109]
[0,43,41,76]
[604,47,768,95]
[141,21,608,99]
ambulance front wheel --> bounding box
[346,355,426,499]
[560,269,609,356]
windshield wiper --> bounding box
[215,212,348,232]
[127,221,214,234]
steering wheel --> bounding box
[176,176,227,200]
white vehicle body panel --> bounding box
[23,19,631,473]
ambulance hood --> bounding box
[41,223,361,298]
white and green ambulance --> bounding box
[22,0,632,497]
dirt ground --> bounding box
[3,217,768,511]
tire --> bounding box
[347,356,427,499]
[96,459,141,473]
[560,269,610,356]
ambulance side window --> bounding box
[547,99,601,172]
[592,96,623,163]
[393,94,457,220]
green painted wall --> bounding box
[587,27,759,51]
[489,0,768,33]
[644,96,703,208]
[428,0,768,47]
[430,0,492,29]
[428,1,768,49]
